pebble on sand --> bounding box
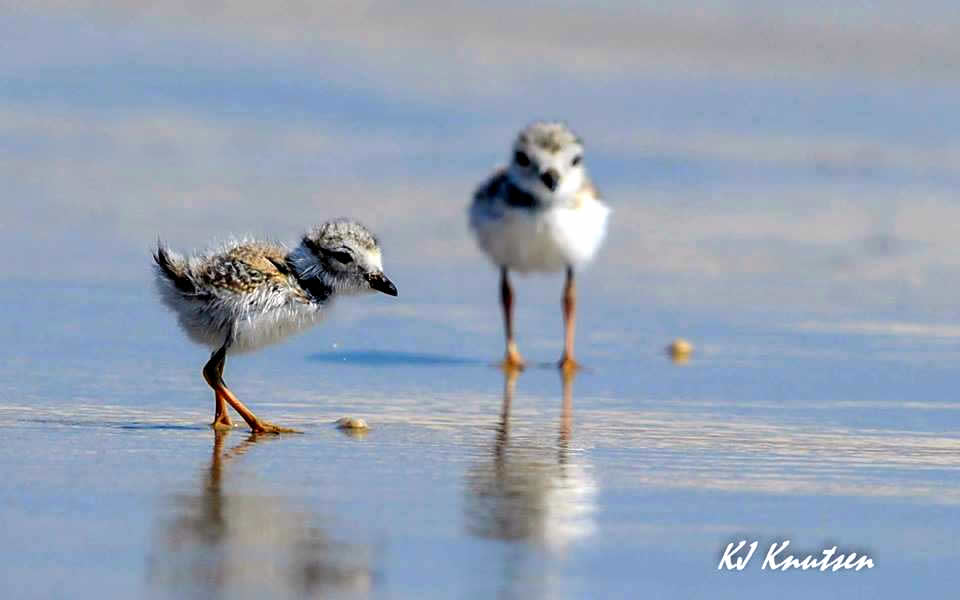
[336,417,370,430]
[667,338,694,361]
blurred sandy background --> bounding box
[4,1,960,314]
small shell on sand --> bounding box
[667,338,694,361]
[335,417,369,430]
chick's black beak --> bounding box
[367,272,398,296]
[540,168,560,191]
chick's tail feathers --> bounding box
[153,240,196,295]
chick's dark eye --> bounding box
[327,250,353,264]
[514,151,530,167]
[571,155,582,166]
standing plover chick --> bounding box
[153,219,397,433]
[470,122,610,372]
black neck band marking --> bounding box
[504,180,539,209]
[295,271,334,303]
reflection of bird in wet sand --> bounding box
[464,370,596,552]
[470,122,610,372]
[154,219,398,433]
[148,431,374,599]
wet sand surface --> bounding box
[1,284,957,599]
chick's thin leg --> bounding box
[204,344,299,434]
[558,266,580,372]
[500,266,526,370]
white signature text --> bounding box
[718,540,874,572]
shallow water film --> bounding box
[2,2,960,598]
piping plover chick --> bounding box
[470,122,610,372]
[154,219,397,433]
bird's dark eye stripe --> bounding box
[514,151,531,167]
[324,250,354,264]
[571,155,582,166]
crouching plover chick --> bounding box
[153,219,397,433]
[470,122,610,372]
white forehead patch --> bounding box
[363,248,383,271]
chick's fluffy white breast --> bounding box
[470,182,609,273]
